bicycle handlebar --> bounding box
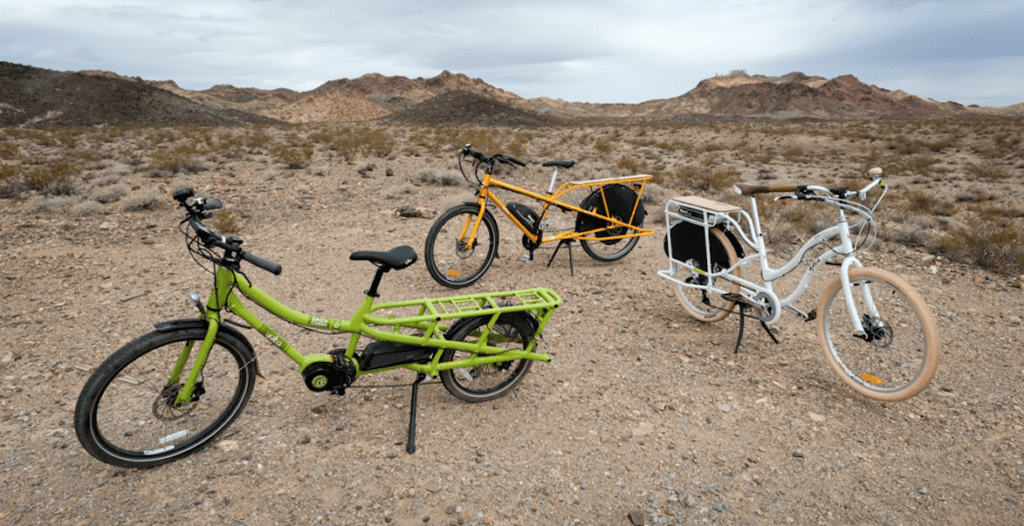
[175,188,283,275]
[460,144,526,167]
[733,167,885,200]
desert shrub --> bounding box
[616,156,650,175]
[937,224,1024,275]
[26,160,78,196]
[0,141,20,160]
[150,144,205,174]
[272,144,313,169]
[899,190,956,216]
[0,164,26,198]
[594,139,613,154]
[29,195,78,212]
[889,154,938,176]
[209,210,242,235]
[121,193,159,211]
[243,129,273,152]
[885,215,936,247]
[92,184,128,204]
[70,200,106,216]
[781,145,807,163]
[965,161,1013,181]
[418,169,463,186]
[361,128,396,158]
[973,203,1024,222]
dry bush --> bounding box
[29,195,79,212]
[938,224,1024,275]
[121,193,159,211]
[889,154,939,176]
[91,184,128,204]
[900,190,957,216]
[418,169,463,186]
[70,200,106,216]
[0,141,20,160]
[781,145,807,163]
[884,215,938,247]
[272,145,313,169]
[965,161,1014,181]
[209,210,243,235]
[616,156,651,175]
[150,144,205,174]
[26,160,78,196]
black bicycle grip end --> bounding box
[242,251,283,275]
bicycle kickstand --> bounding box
[406,372,427,454]
[546,239,575,276]
[733,304,780,354]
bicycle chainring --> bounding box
[521,234,541,251]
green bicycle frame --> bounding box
[171,265,561,405]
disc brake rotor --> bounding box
[152,383,200,421]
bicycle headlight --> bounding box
[188,291,205,317]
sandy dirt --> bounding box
[1,123,1023,526]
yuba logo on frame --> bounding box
[263,333,284,348]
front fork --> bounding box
[839,257,881,340]
[169,315,220,406]
[168,289,223,407]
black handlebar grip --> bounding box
[501,155,526,167]
[242,251,283,275]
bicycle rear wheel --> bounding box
[425,204,498,288]
[439,314,534,402]
[74,327,257,468]
[817,267,940,401]
[665,223,741,322]
[577,185,645,262]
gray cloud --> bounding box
[2,0,1021,106]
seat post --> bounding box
[365,266,388,298]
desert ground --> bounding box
[1,119,1023,525]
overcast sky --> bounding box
[3,1,1022,107]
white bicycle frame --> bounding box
[659,177,886,336]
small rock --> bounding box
[717,403,732,413]
[792,450,804,458]
[385,168,394,177]
[920,254,936,266]
[807,412,826,423]
[628,509,648,525]
[685,495,697,507]
[217,440,240,453]
[632,422,655,436]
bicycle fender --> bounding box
[153,318,259,373]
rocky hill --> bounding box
[1,61,1017,127]
[0,62,281,127]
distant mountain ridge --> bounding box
[1,61,1019,127]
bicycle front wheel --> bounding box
[425,204,498,288]
[439,314,534,402]
[74,327,257,468]
[817,267,940,401]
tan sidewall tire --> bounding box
[676,228,741,323]
[816,267,940,401]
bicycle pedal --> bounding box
[805,309,817,322]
